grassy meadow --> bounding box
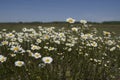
[0,22,120,34]
[0,21,120,80]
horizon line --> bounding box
[1,20,120,23]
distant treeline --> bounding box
[0,21,99,24]
[0,21,120,24]
[102,21,120,24]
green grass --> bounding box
[92,24,120,35]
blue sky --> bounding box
[0,0,120,22]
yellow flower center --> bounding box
[14,47,19,51]
[1,58,5,62]
[3,42,7,44]
[18,62,22,65]
[68,19,73,23]
[45,35,49,39]
[9,34,13,36]
[35,54,40,57]
[45,59,50,62]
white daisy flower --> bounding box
[36,39,42,43]
[103,31,111,36]
[1,41,8,45]
[91,42,98,47]
[80,20,87,24]
[42,57,53,64]
[48,47,55,51]
[32,53,41,59]
[10,54,16,57]
[6,33,15,38]
[22,28,27,32]
[18,38,23,43]
[110,47,116,51]
[2,29,7,31]
[58,33,65,38]
[81,33,93,40]
[71,27,78,32]
[10,45,22,53]
[66,18,75,23]
[105,40,114,46]
[0,55,7,63]
[43,35,50,40]
[15,61,25,67]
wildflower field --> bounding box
[0,18,120,80]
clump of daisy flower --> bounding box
[31,44,41,50]
[103,31,111,36]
